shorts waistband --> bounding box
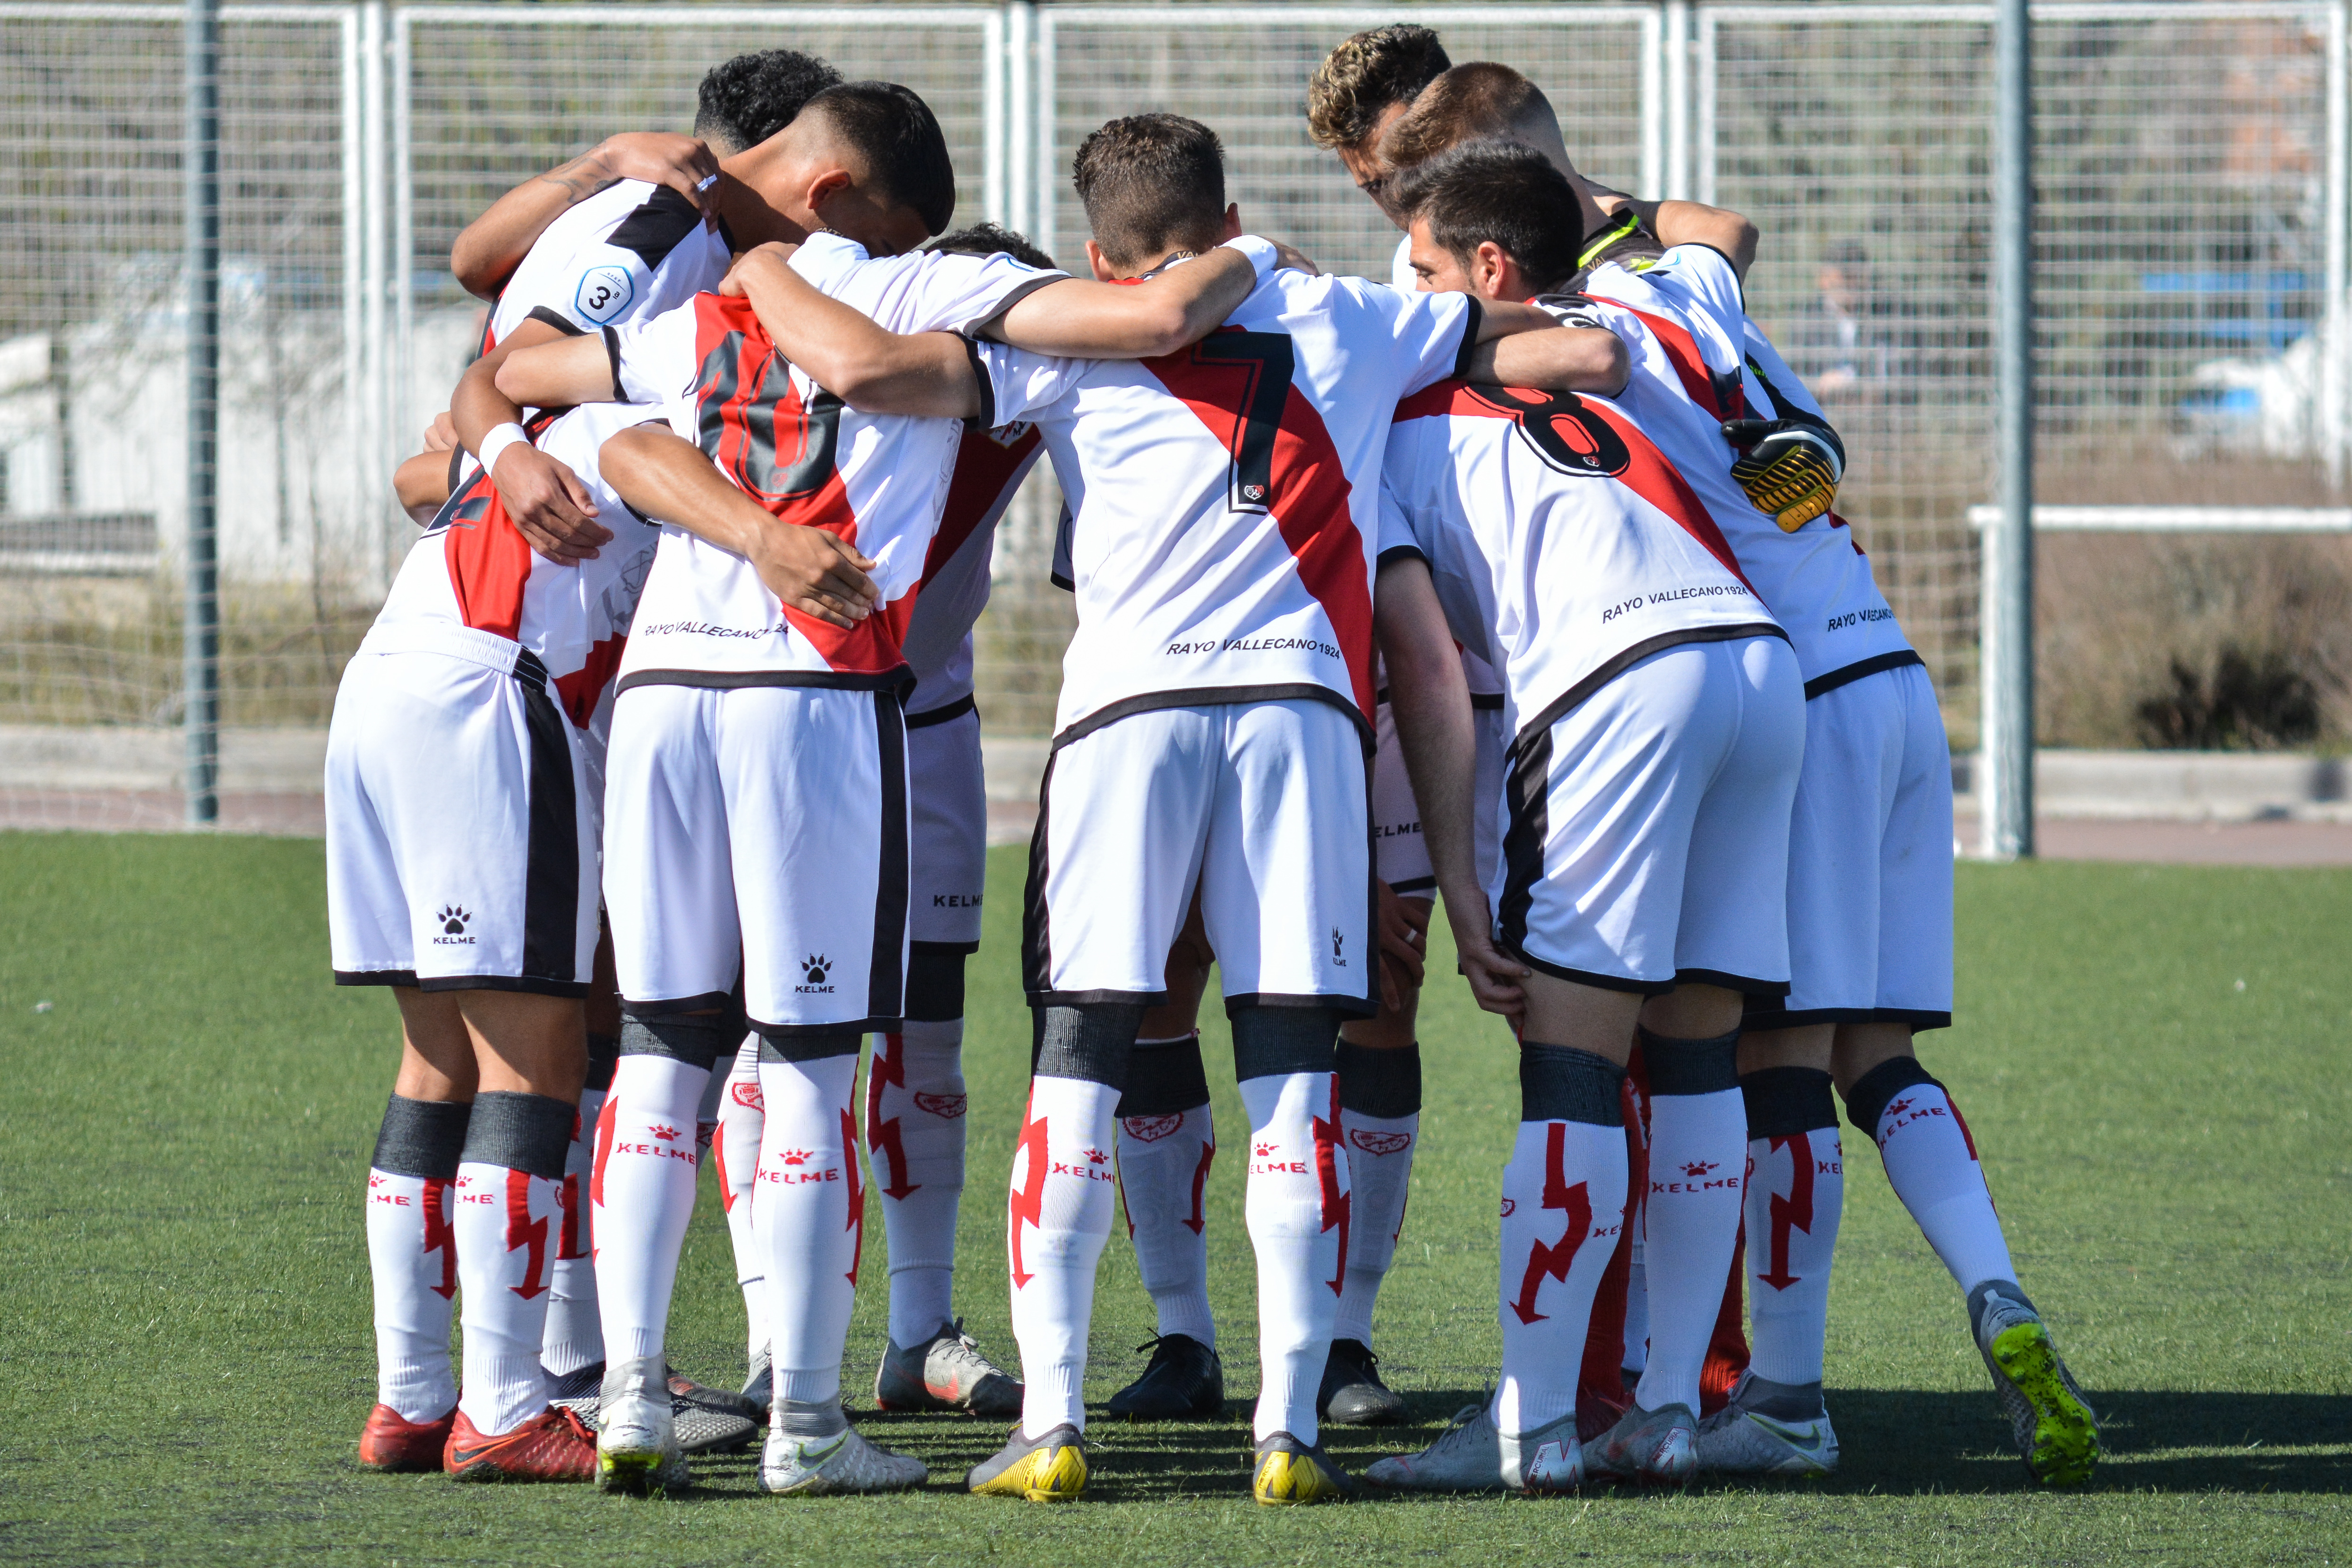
[358,623,548,687]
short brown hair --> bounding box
[1071,114,1227,269]
[1390,139,1584,295]
[1305,24,1451,149]
[1380,61,1555,171]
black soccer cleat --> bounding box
[1105,1334,1224,1421]
[1318,1338,1406,1426]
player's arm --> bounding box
[1462,320,1629,395]
[980,240,1301,358]
[1590,189,1759,282]
[725,246,984,419]
[394,448,455,526]
[453,323,614,562]
[1374,552,1526,1022]
[450,133,720,300]
[597,424,881,629]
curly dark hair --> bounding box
[927,222,1056,271]
[693,49,842,155]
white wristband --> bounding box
[476,422,529,476]
[1221,234,1280,281]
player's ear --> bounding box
[802,166,854,218]
[1473,240,1510,301]
[1084,239,1118,283]
[1220,203,1242,243]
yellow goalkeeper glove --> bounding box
[1721,417,1844,531]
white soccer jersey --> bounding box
[606,233,1066,689]
[366,403,662,725]
[484,180,732,350]
[994,267,1480,741]
[903,420,1045,717]
[1583,245,1913,686]
[1379,302,1782,743]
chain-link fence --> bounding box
[3,0,2347,828]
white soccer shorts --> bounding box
[1024,697,1374,1014]
[1495,634,1805,996]
[1370,696,1508,901]
[1749,657,1954,1031]
[326,629,598,995]
[906,698,987,951]
[601,681,910,1036]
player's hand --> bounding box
[747,522,880,630]
[1448,910,1527,1027]
[1721,417,1843,532]
[1264,239,1320,277]
[1373,879,1428,1009]
[719,242,799,298]
[490,444,612,564]
[421,409,460,453]
[594,132,723,216]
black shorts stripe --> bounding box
[1497,720,1553,961]
[905,692,978,730]
[516,663,582,988]
[866,689,911,1026]
[1803,648,1925,701]
[1021,747,1061,998]
[335,968,420,989]
[617,665,913,697]
[417,973,593,999]
[1743,1003,1953,1033]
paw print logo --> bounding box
[1682,1160,1717,1179]
[1884,1097,1914,1121]
[1083,1147,1108,1166]
[1255,1142,1277,1158]
[437,905,469,934]
[802,954,830,985]
[781,1149,810,1166]
[650,1124,679,1142]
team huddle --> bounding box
[330,27,2101,1503]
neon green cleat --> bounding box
[1972,1282,2100,1487]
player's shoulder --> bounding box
[599,181,706,270]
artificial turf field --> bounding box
[0,833,2347,1566]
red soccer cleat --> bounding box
[442,1405,598,1482]
[359,1403,457,1472]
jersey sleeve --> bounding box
[1375,474,1425,569]
[971,340,1086,430]
[1380,286,1480,398]
[913,252,1070,336]
[1641,243,1749,340]
[606,303,699,409]
[534,186,709,333]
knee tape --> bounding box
[1116,1033,1210,1117]
[1518,1043,1625,1126]
[1843,1054,1940,1136]
[1031,1002,1143,1088]
[1230,1004,1339,1083]
[618,1013,734,1072]
[1636,1025,1741,1096]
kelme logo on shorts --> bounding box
[797,954,835,994]
[1330,927,1346,967]
[432,905,474,946]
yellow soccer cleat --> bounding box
[1973,1284,2101,1487]
[967,1423,1088,1502]
[1251,1431,1357,1506]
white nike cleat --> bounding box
[595,1356,688,1494]
[759,1423,928,1495]
[1364,1404,1584,1494]
[1696,1373,1838,1475]
[1584,1400,1699,1485]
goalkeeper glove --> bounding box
[1721,417,1844,531]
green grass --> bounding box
[0,835,2345,1565]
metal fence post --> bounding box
[1007,0,1034,243]
[184,0,221,827]
[2325,0,2347,485]
[1982,0,2034,859]
[1663,0,1691,200]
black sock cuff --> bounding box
[1336,1040,1422,1119]
[905,946,968,1024]
[585,1032,620,1092]
[756,1029,863,1063]
[1519,1043,1626,1126]
[1637,1026,1741,1096]
[460,1090,575,1180]
[1033,1002,1143,1088]
[619,1014,733,1071]
[1232,1004,1339,1082]
[371,1094,471,1180]
[1843,1054,1941,1136]
[1117,1032,1210,1117]
[1740,1066,1838,1138]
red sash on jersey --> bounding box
[1584,293,1747,422]
[923,422,1042,589]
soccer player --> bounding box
[1366,142,1807,1492]
[492,85,1283,1495]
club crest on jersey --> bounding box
[913,1092,967,1119]
[797,954,834,993]
[1350,1129,1411,1157]
[573,264,636,325]
[431,905,474,945]
[1122,1112,1184,1143]
[990,420,1034,448]
[731,1080,763,1111]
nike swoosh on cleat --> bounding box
[794,1434,850,1468]
[1746,1414,1827,1456]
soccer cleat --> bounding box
[1318,1338,1405,1426]
[595,1356,689,1494]
[1251,1431,1357,1506]
[874,1318,1024,1418]
[546,1361,603,1415]
[1584,1400,1699,1485]
[967,1423,1088,1502]
[557,1359,756,1457]
[358,1403,456,1473]
[443,1406,597,1482]
[1972,1282,2100,1487]
[1696,1372,1838,1476]
[759,1422,928,1495]
[672,1366,761,1423]
[1364,1403,1585,1493]
[742,1350,773,1419]
[1105,1334,1224,1421]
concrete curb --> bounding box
[1954,749,2352,822]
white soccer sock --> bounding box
[591,1052,709,1365]
[1331,1041,1421,1347]
[868,1021,969,1346]
[452,1092,575,1435]
[712,1034,767,1362]
[1632,1032,1747,1416]
[366,1094,466,1422]
[1492,1054,1628,1434]
[540,1084,605,1378]
[1239,1069,1349,1446]
[1622,1248,1650,1374]
[1114,1033,1216,1349]
[1739,1068,1844,1388]
[756,1048,863,1408]
[1856,1062,2016,1295]
[1009,1073,1121,1435]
